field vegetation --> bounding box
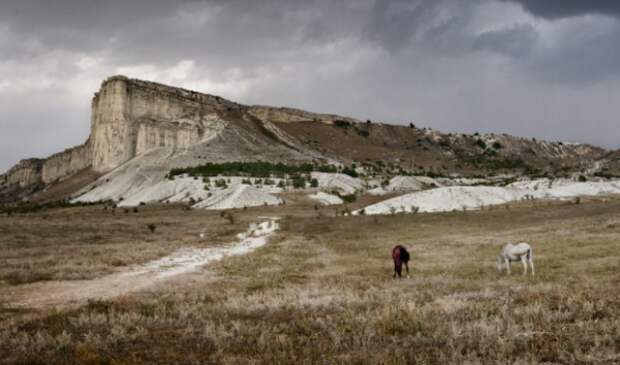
[1,196,619,364]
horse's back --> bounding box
[392,245,410,262]
[504,242,532,257]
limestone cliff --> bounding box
[90,76,235,172]
[0,76,241,202]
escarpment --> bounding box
[0,76,310,203]
[1,75,618,204]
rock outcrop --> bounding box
[90,76,234,172]
[0,76,241,202]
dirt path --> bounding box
[3,219,279,310]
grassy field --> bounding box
[1,197,619,364]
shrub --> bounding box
[292,175,307,189]
[339,193,357,203]
[215,179,228,188]
[341,167,358,178]
[578,175,587,182]
[310,178,319,188]
[476,139,487,149]
[334,120,351,128]
[147,223,156,233]
[492,141,503,149]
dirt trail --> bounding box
[3,219,279,310]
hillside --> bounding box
[0,75,616,204]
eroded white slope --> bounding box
[310,172,364,194]
[193,185,282,210]
[357,179,620,215]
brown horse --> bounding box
[392,245,410,278]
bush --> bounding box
[339,193,357,203]
[334,120,351,128]
[578,175,587,182]
[310,178,319,188]
[341,167,358,178]
[147,223,156,233]
[476,139,487,149]
[215,179,228,188]
[292,175,307,189]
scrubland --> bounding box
[1,197,619,364]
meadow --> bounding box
[0,196,619,364]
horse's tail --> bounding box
[527,248,532,260]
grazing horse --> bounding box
[392,245,410,278]
[496,242,534,276]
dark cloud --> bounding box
[473,23,538,58]
[1,0,620,172]
[507,0,620,19]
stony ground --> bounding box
[1,196,619,364]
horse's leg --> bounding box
[529,257,535,276]
[505,259,511,275]
[521,256,527,276]
[405,262,409,278]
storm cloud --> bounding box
[507,0,620,19]
[1,0,619,172]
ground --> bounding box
[1,195,619,364]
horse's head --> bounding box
[495,256,504,272]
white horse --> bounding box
[496,242,534,276]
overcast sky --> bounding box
[1,0,619,172]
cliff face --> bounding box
[1,76,235,200]
[90,76,232,172]
[0,159,43,188]
[41,144,92,184]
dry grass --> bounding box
[1,198,620,364]
[0,204,258,286]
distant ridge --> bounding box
[1,76,617,204]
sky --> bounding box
[1,0,619,172]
